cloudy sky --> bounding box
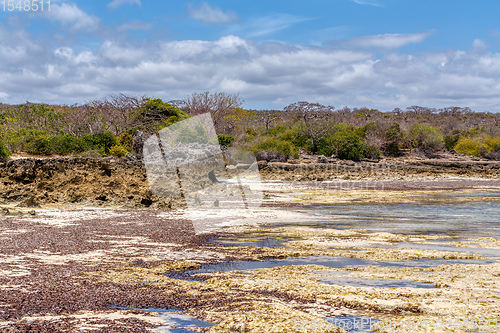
[2,0,500,111]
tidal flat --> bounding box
[0,179,499,332]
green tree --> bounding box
[384,123,403,156]
[136,98,189,131]
[409,124,444,152]
[217,134,235,146]
[283,101,334,152]
[0,139,11,159]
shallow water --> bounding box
[180,256,496,276]
[198,190,500,330]
[282,190,500,239]
[317,271,435,289]
[118,307,215,332]
[209,235,286,248]
[376,241,500,257]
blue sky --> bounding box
[2,0,500,111]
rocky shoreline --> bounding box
[1,153,499,208]
[0,156,500,332]
[0,156,180,209]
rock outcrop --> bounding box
[0,156,181,208]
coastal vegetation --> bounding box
[1,92,500,161]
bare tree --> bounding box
[283,101,334,152]
[183,91,243,132]
[259,110,283,131]
[87,94,145,135]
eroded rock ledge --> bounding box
[0,156,179,208]
[1,156,499,207]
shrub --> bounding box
[484,135,500,153]
[252,138,297,161]
[176,124,213,144]
[318,125,369,161]
[109,145,128,158]
[117,132,133,150]
[409,124,444,152]
[83,132,117,155]
[244,127,258,142]
[0,139,11,158]
[264,125,309,150]
[25,134,53,156]
[453,135,500,158]
[454,137,481,156]
[444,131,462,151]
[217,134,235,147]
[52,135,89,155]
[265,125,288,136]
[384,123,403,156]
[485,145,500,160]
[137,98,189,131]
[364,145,382,159]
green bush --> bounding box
[318,125,369,161]
[82,132,117,155]
[453,135,500,158]
[409,124,444,152]
[137,98,189,131]
[384,123,403,156]
[52,135,89,155]
[217,134,235,147]
[264,125,288,136]
[117,132,133,151]
[484,135,500,153]
[109,145,128,158]
[4,129,47,153]
[244,127,258,142]
[444,132,461,151]
[177,124,214,144]
[21,131,118,156]
[0,139,11,158]
[252,138,298,159]
[25,134,53,156]
[264,125,309,150]
[454,137,481,156]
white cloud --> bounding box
[55,47,96,64]
[332,32,433,49]
[2,30,500,112]
[107,0,141,9]
[98,41,148,66]
[240,14,311,38]
[188,2,238,24]
[48,3,100,31]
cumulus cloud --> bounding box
[48,3,100,31]
[107,0,141,9]
[188,2,238,24]
[54,47,96,65]
[331,32,433,49]
[2,27,500,111]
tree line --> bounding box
[1,92,500,161]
